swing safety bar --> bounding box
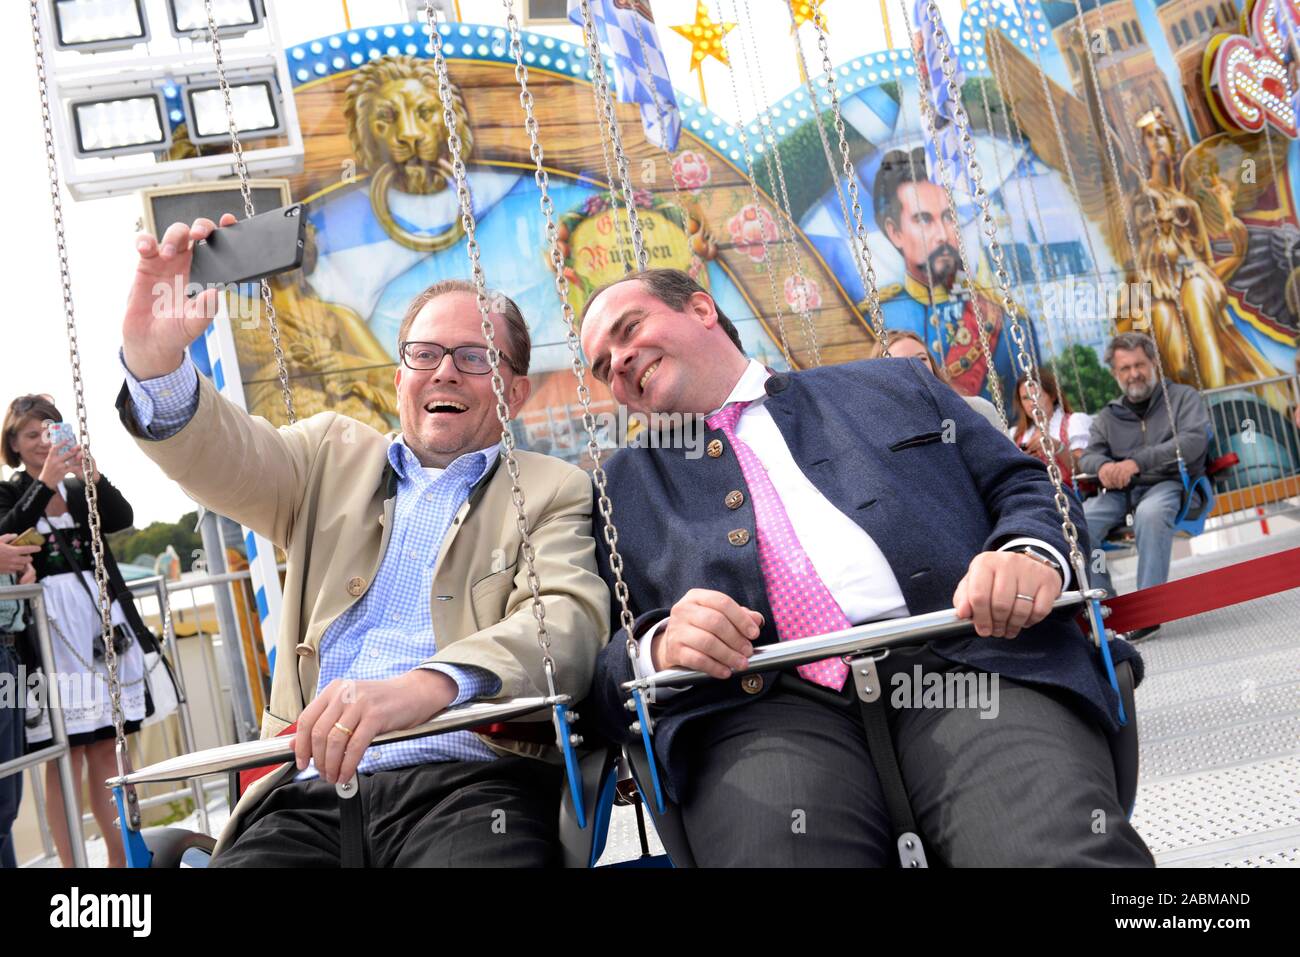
[105,695,569,787]
[622,589,1104,692]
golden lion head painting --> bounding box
[343,54,474,251]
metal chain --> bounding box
[48,618,145,686]
[973,30,1067,435]
[500,1,638,662]
[887,29,946,357]
[579,9,632,267]
[1061,0,1184,463]
[900,0,1008,429]
[719,3,795,365]
[985,19,1090,418]
[27,0,138,823]
[203,0,295,424]
[789,3,873,323]
[423,3,556,687]
[1012,0,1120,329]
[579,0,648,271]
[734,0,822,366]
[972,22,1073,456]
[918,0,1084,575]
[626,8,689,218]
[794,0,890,350]
[972,51,1020,287]
[1082,16,1206,397]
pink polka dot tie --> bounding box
[707,401,851,692]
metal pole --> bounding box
[187,581,227,747]
[28,592,87,868]
[199,512,258,742]
[27,765,55,860]
[153,579,210,836]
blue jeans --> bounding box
[0,641,22,869]
[1084,480,1184,595]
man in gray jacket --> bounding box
[1080,333,1210,628]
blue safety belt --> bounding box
[631,688,666,814]
[1173,459,1216,536]
[114,787,153,868]
[553,701,587,829]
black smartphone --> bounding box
[189,204,307,288]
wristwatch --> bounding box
[1015,545,1065,582]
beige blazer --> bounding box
[122,374,609,850]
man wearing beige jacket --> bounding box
[116,215,608,866]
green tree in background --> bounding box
[106,510,205,572]
[1054,343,1121,414]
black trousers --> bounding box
[0,642,23,869]
[211,755,563,868]
[677,647,1155,867]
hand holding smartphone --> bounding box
[44,420,76,454]
[124,208,305,382]
[188,204,307,288]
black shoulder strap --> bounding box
[46,522,98,608]
[62,477,87,521]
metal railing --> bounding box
[0,583,89,868]
[4,565,270,866]
[1201,373,1300,534]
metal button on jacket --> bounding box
[728,528,750,546]
[725,490,744,510]
[347,576,366,597]
[740,675,764,694]
[706,439,724,458]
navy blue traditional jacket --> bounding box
[586,358,1140,802]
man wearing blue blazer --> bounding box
[579,268,1152,867]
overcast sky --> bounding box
[1,0,965,526]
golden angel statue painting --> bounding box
[989,29,1296,409]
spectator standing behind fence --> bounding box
[0,534,38,868]
[0,395,159,868]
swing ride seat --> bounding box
[113,699,624,869]
[136,745,622,869]
[616,654,1140,869]
[603,592,1139,868]
[137,827,218,869]
[1083,430,1237,551]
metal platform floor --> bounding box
[1117,526,1300,868]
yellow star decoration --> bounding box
[790,0,830,32]
[671,1,736,73]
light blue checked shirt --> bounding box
[121,353,504,777]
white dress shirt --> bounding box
[637,360,1070,682]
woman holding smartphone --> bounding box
[0,394,153,868]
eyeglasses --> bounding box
[399,341,519,376]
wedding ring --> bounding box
[1014,593,1035,603]
[333,721,353,736]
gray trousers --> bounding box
[1084,479,1184,594]
[677,648,1154,867]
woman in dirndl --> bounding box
[1,395,152,867]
